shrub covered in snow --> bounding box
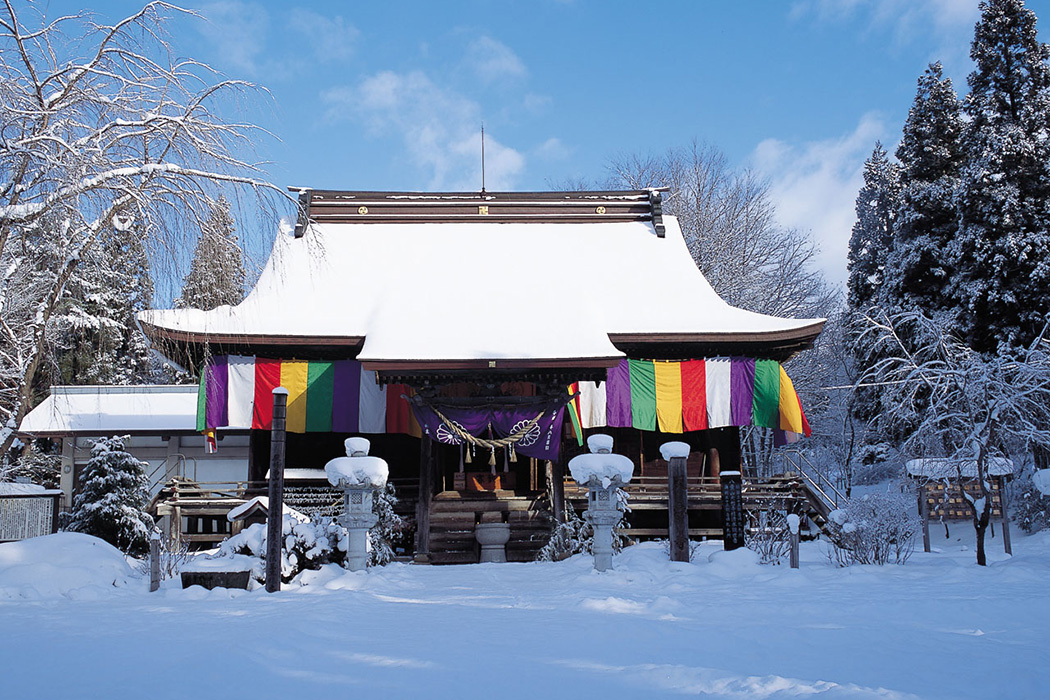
[538,484,630,562]
[852,442,901,486]
[824,492,917,566]
[368,482,407,566]
[1012,470,1050,534]
[218,515,348,583]
[64,436,154,556]
[745,510,793,565]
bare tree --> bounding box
[608,143,840,475]
[0,2,285,460]
[861,311,1050,565]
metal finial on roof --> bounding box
[481,123,486,194]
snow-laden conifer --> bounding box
[953,0,1050,352]
[65,436,154,556]
[176,196,247,311]
[885,63,964,319]
[847,143,900,312]
[50,223,157,385]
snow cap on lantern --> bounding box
[344,437,371,457]
[587,433,614,454]
[570,434,633,489]
[660,441,690,461]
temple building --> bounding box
[22,189,828,561]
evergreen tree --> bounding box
[847,143,900,313]
[885,63,965,319]
[50,221,157,385]
[953,0,1050,352]
[176,196,247,311]
[846,144,901,435]
[65,435,154,556]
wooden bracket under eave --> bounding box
[650,190,665,237]
[293,189,311,238]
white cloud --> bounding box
[322,70,525,190]
[198,1,272,76]
[751,113,890,288]
[535,137,570,161]
[791,0,980,69]
[288,9,359,63]
[465,36,528,84]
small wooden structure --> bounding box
[907,458,1013,555]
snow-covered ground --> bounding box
[1,529,1047,700]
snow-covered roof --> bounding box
[139,215,823,365]
[225,496,310,523]
[0,483,60,496]
[905,458,1014,479]
[18,385,203,437]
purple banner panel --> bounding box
[205,355,228,429]
[730,357,756,427]
[605,359,632,428]
[410,404,566,462]
[331,360,361,432]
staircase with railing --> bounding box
[772,449,847,527]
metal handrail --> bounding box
[775,449,846,512]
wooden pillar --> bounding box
[919,483,931,553]
[551,459,566,524]
[713,427,745,551]
[265,388,288,593]
[415,437,434,561]
[667,455,689,562]
[149,532,161,592]
[999,477,1012,556]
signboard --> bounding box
[0,493,60,542]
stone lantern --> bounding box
[568,434,634,572]
[325,437,388,572]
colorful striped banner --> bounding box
[198,356,420,436]
[198,355,810,441]
[579,358,811,439]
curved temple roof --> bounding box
[139,211,824,368]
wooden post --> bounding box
[551,459,566,524]
[667,455,689,562]
[265,388,288,593]
[149,531,161,592]
[789,530,800,569]
[999,477,1012,556]
[919,483,931,553]
[713,444,745,551]
[415,437,434,561]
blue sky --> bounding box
[32,0,1050,287]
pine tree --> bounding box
[65,435,154,556]
[846,144,901,433]
[50,222,157,386]
[953,0,1050,352]
[176,196,247,311]
[885,63,964,319]
[847,143,900,313]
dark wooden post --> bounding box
[149,531,161,592]
[265,388,288,593]
[551,459,566,524]
[415,437,434,561]
[713,445,745,551]
[999,477,1012,555]
[667,455,689,562]
[918,483,931,553]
